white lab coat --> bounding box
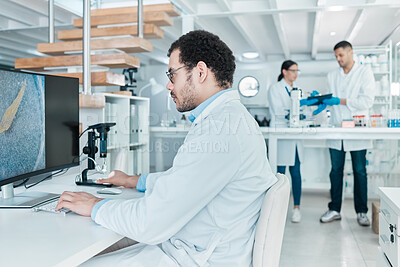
[92,90,277,266]
[326,62,375,151]
[267,79,304,166]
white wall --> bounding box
[234,60,338,106]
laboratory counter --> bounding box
[150,126,400,173]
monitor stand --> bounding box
[0,183,59,208]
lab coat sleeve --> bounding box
[93,119,241,244]
[346,68,375,112]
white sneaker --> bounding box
[357,213,370,226]
[291,208,301,223]
[320,210,341,223]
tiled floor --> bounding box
[280,190,379,267]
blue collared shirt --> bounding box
[90,88,233,221]
[187,88,233,122]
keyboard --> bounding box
[32,199,71,215]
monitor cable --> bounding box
[24,168,69,189]
[13,169,69,189]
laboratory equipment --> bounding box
[0,68,79,208]
[388,109,400,127]
[370,115,384,127]
[76,123,116,186]
[289,88,302,128]
[120,68,137,95]
[353,115,367,127]
[261,117,269,127]
[254,115,261,126]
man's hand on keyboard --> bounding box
[96,170,139,188]
[56,191,103,217]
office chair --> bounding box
[253,173,290,267]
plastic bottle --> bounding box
[254,115,261,126]
[380,75,389,95]
[326,110,331,125]
[261,117,269,127]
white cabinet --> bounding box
[378,187,400,266]
[100,93,150,176]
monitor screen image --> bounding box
[0,71,46,181]
[0,68,79,188]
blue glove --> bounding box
[300,98,318,107]
[310,90,319,97]
[323,97,340,106]
[313,103,327,115]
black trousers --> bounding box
[328,147,368,213]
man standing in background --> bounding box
[319,40,375,226]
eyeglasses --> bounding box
[287,69,301,74]
[166,66,186,83]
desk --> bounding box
[151,127,400,173]
[0,167,142,267]
[264,127,400,173]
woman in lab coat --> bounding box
[267,60,303,223]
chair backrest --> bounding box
[253,173,290,267]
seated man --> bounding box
[57,30,277,266]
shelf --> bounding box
[73,11,173,28]
[107,145,125,150]
[54,71,125,86]
[15,53,140,71]
[57,24,164,41]
[353,46,389,54]
[101,93,150,175]
[90,3,181,17]
[107,143,146,150]
[37,37,153,56]
[98,93,150,102]
[129,143,146,149]
[373,71,390,75]
[79,94,105,108]
[245,104,268,109]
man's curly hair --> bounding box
[167,30,236,89]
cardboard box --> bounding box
[372,201,380,234]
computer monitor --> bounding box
[0,68,79,207]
